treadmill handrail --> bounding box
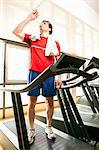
[61,72,98,89]
[90,83,99,88]
[0,66,95,93]
[62,74,80,84]
[62,61,99,85]
[84,57,99,72]
[84,62,96,72]
[0,53,93,93]
[54,68,93,79]
[0,66,53,93]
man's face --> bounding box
[40,21,51,33]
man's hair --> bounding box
[42,20,53,35]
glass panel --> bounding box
[0,40,4,82]
[84,45,93,59]
[84,25,93,58]
[71,18,84,56]
[6,44,30,82]
[53,24,69,52]
[0,40,4,108]
[75,19,83,34]
[93,30,99,43]
[75,35,83,56]
[53,5,67,25]
[93,44,99,57]
[0,86,3,108]
[84,25,92,44]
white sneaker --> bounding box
[28,129,36,144]
[45,126,56,140]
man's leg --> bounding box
[27,96,37,129]
[45,96,54,127]
[42,76,56,139]
[45,96,56,139]
[27,96,37,144]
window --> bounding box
[84,25,93,58]
[52,5,69,53]
[71,18,84,56]
[0,40,4,108]
[93,30,99,57]
[0,40,4,82]
[6,44,30,82]
[53,24,69,52]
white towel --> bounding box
[30,34,59,56]
[45,35,59,56]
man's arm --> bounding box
[13,10,39,41]
[55,55,62,89]
[55,75,62,89]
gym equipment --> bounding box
[36,54,99,147]
[56,56,99,144]
[0,53,96,150]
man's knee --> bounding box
[45,97,54,108]
[28,96,37,109]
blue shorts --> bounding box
[27,70,56,97]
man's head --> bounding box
[40,20,53,35]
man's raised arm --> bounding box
[13,10,39,41]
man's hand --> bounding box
[27,9,39,21]
[55,78,62,89]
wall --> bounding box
[50,0,99,31]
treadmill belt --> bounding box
[77,104,93,113]
[54,108,99,126]
[3,119,94,150]
[38,106,99,127]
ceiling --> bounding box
[83,0,99,14]
[5,0,99,15]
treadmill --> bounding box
[82,57,99,113]
[56,55,99,143]
[0,53,96,150]
[36,53,99,147]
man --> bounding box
[13,9,62,144]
